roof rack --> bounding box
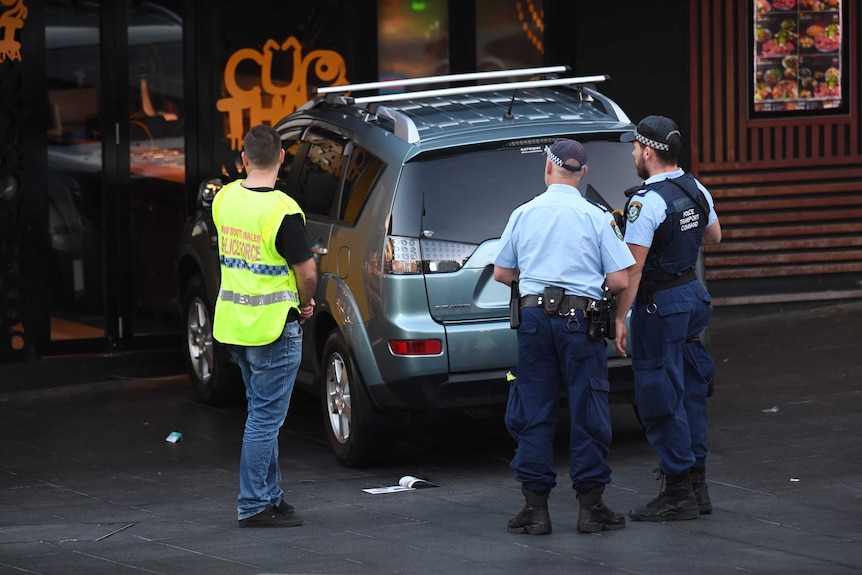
[351,74,609,104]
[367,105,420,144]
[314,66,571,95]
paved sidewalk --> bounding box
[1,302,861,574]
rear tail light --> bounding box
[385,236,422,274]
[384,235,477,274]
[389,339,443,356]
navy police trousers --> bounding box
[506,307,613,492]
[631,280,716,475]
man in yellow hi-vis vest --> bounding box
[212,125,317,528]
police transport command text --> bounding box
[679,208,700,232]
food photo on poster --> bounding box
[752,0,842,114]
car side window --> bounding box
[274,127,306,197]
[277,128,303,181]
[339,146,384,224]
[291,130,347,218]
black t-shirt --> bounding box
[243,185,313,265]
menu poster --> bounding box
[752,0,844,115]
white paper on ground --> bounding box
[362,475,438,494]
[362,485,414,494]
[399,475,437,488]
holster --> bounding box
[586,285,616,341]
[509,281,520,329]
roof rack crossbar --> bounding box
[352,75,609,105]
[314,66,570,95]
[369,105,420,144]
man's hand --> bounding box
[613,319,627,358]
[299,298,315,324]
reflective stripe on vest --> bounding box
[219,255,291,275]
[218,288,299,306]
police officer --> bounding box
[493,139,635,535]
[613,115,722,521]
[213,124,317,528]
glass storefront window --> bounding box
[128,1,185,335]
[44,1,185,344]
[476,0,543,72]
[46,2,106,341]
[378,0,449,81]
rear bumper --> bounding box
[370,361,636,410]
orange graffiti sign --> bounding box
[217,37,348,150]
[0,0,27,63]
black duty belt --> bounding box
[646,268,697,291]
[520,294,591,312]
[637,269,698,305]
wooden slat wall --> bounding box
[689,0,862,305]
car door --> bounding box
[282,127,352,369]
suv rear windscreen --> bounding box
[398,139,639,245]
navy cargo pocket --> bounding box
[585,376,612,445]
[505,381,527,441]
[517,311,539,335]
[632,355,676,422]
[684,339,716,386]
[656,302,690,344]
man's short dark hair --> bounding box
[654,147,680,165]
[243,125,282,167]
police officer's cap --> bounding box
[545,138,587,172]
[620,115,682,153]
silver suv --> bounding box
[176,67,656,467]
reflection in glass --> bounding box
[476,0,543,72]
[378,0,449,81]
[46,1,106,340]
[128,1,185,335]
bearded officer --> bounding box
[613,115,722,521]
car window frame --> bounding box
[287,127,351,221]
[338,143,385,226]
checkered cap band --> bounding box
[545,146,582,172]
[634,129,681,152]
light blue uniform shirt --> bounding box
[624,168,718,248]
[494,183,636,300]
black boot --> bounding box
[690,466,713,514]
[629,470,699,522]
[507,486,552,535]
[576,485,626,533]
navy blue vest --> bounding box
[637,174,708,280]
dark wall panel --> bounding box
[568,3,691,168]
[690,0,862,305]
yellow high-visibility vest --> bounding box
[212,180,304,346]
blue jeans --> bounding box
[231,320,302,520]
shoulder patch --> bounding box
[627,201,643,223]
[611,219,624,240]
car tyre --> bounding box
[181,274,242,405]
[321,330,394,468]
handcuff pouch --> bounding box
[543,286,565,317]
